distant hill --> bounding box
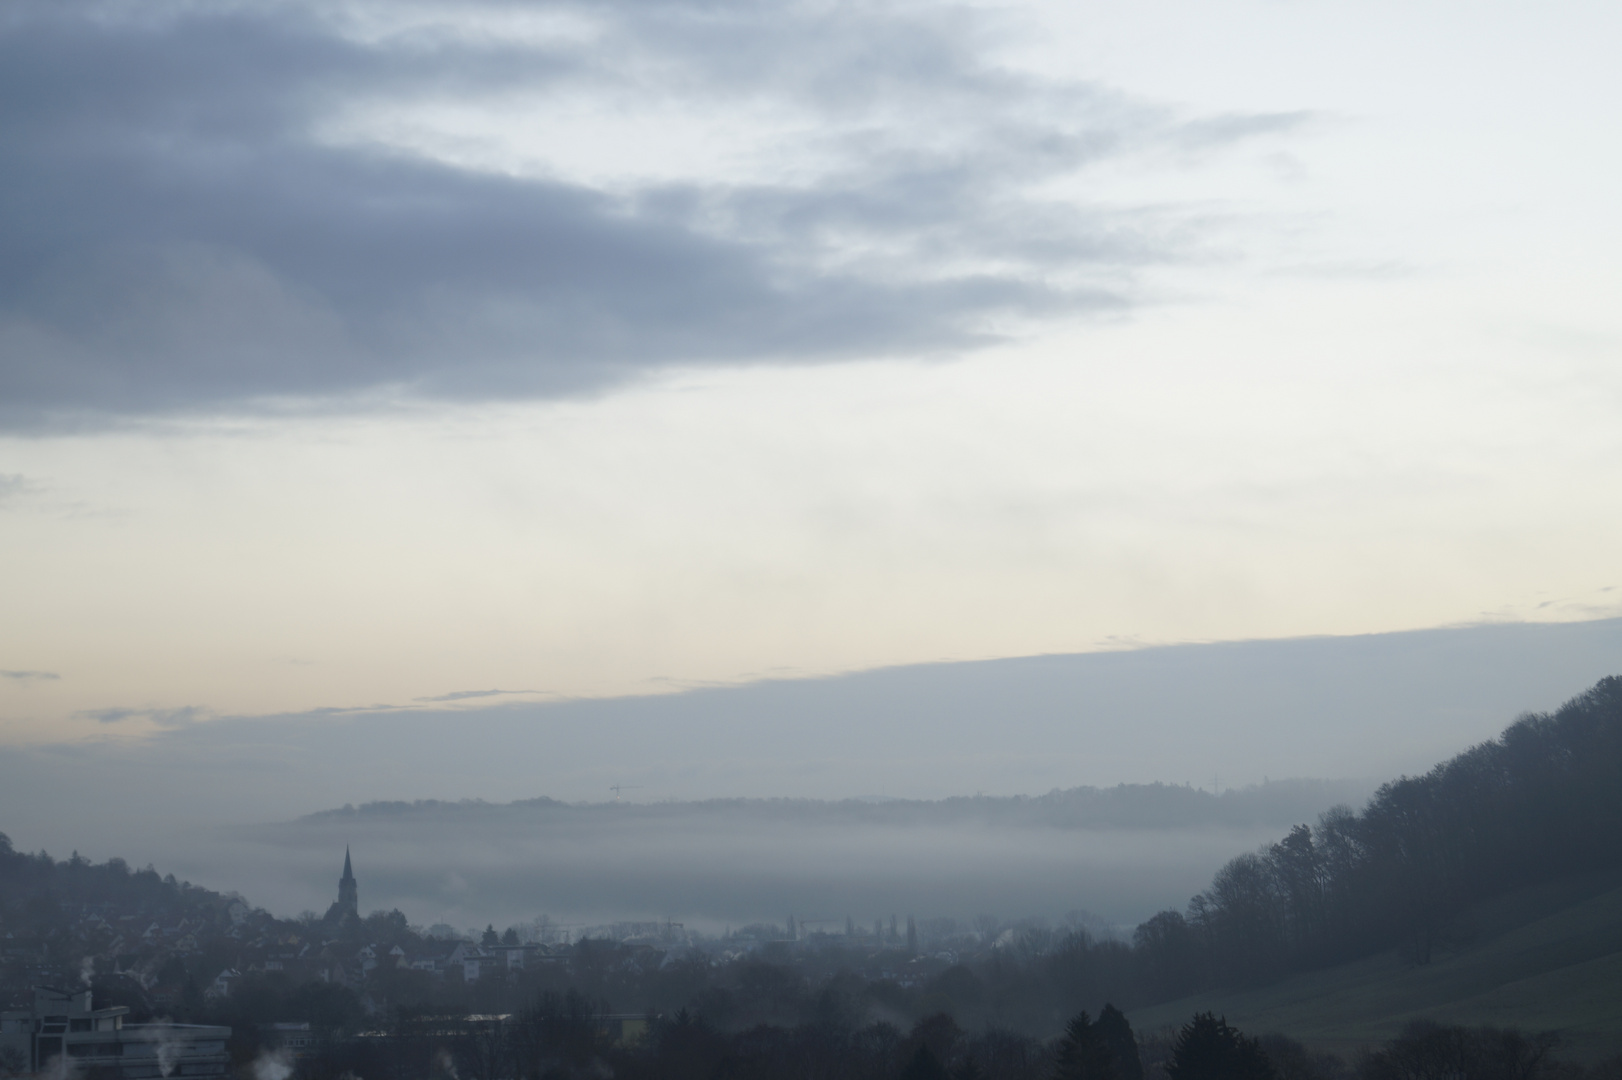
[1131,869,1622,1063]
[298,777,1378,832]
[254,779,1375,933]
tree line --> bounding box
[1132,676,1622,996]
[297,995,1615,1080]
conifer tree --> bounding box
[1053,1011,1117,1080]
[1096,1004,1143,1080]
[1166,1013,1275,1080]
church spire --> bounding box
[337,846,358,918]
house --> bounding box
[487,942,551,970]
[444,940,491,981]
[206,968,241,1000]
[404,945,451,975]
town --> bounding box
[0,839,1126,1077]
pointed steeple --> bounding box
[337,846,358,918]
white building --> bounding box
[0,986,230,1078]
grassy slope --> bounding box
[1129,872,1622,1063]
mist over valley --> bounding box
[239,780,1376,934]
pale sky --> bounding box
[2,0,1620,746]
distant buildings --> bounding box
[0,986,230,1078]
[260,1021,314,1060]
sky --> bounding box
[2,0,1621,758]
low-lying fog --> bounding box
[231,783,1374,935]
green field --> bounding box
[1129,872,1622,1063]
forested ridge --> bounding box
[300,778,1374,832]
[1134,675,1622,997]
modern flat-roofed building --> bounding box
[0,986,230,1077]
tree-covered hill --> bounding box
[1132,869,1622,1062]
[0,840,234,943]
[1134,675,1622,999]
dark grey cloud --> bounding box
[0,1,1303,429]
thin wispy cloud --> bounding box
[76,705,207,728]
[413,689,549,703]
[1,669,60,683]
[0,0,1304,430]
[0,474,36,503]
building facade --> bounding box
[0,986,230,1078]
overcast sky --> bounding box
[2,0,1620,753]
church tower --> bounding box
[337,846,358,918]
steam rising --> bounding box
[253,1049,294,1080]
[132,1025,185,1079]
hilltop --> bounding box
[298,777,1377,831]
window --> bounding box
[65,1041,122,1057]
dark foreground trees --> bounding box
[296,1001,1139,1080]
[1359,1020,1561,1080]
[1051,1011,1116,1080]
[288,999,1622,1080]
[1096,1005,1143,1080]
[1165,1013,1276,1080]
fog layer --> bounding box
[237,783,1379,934]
